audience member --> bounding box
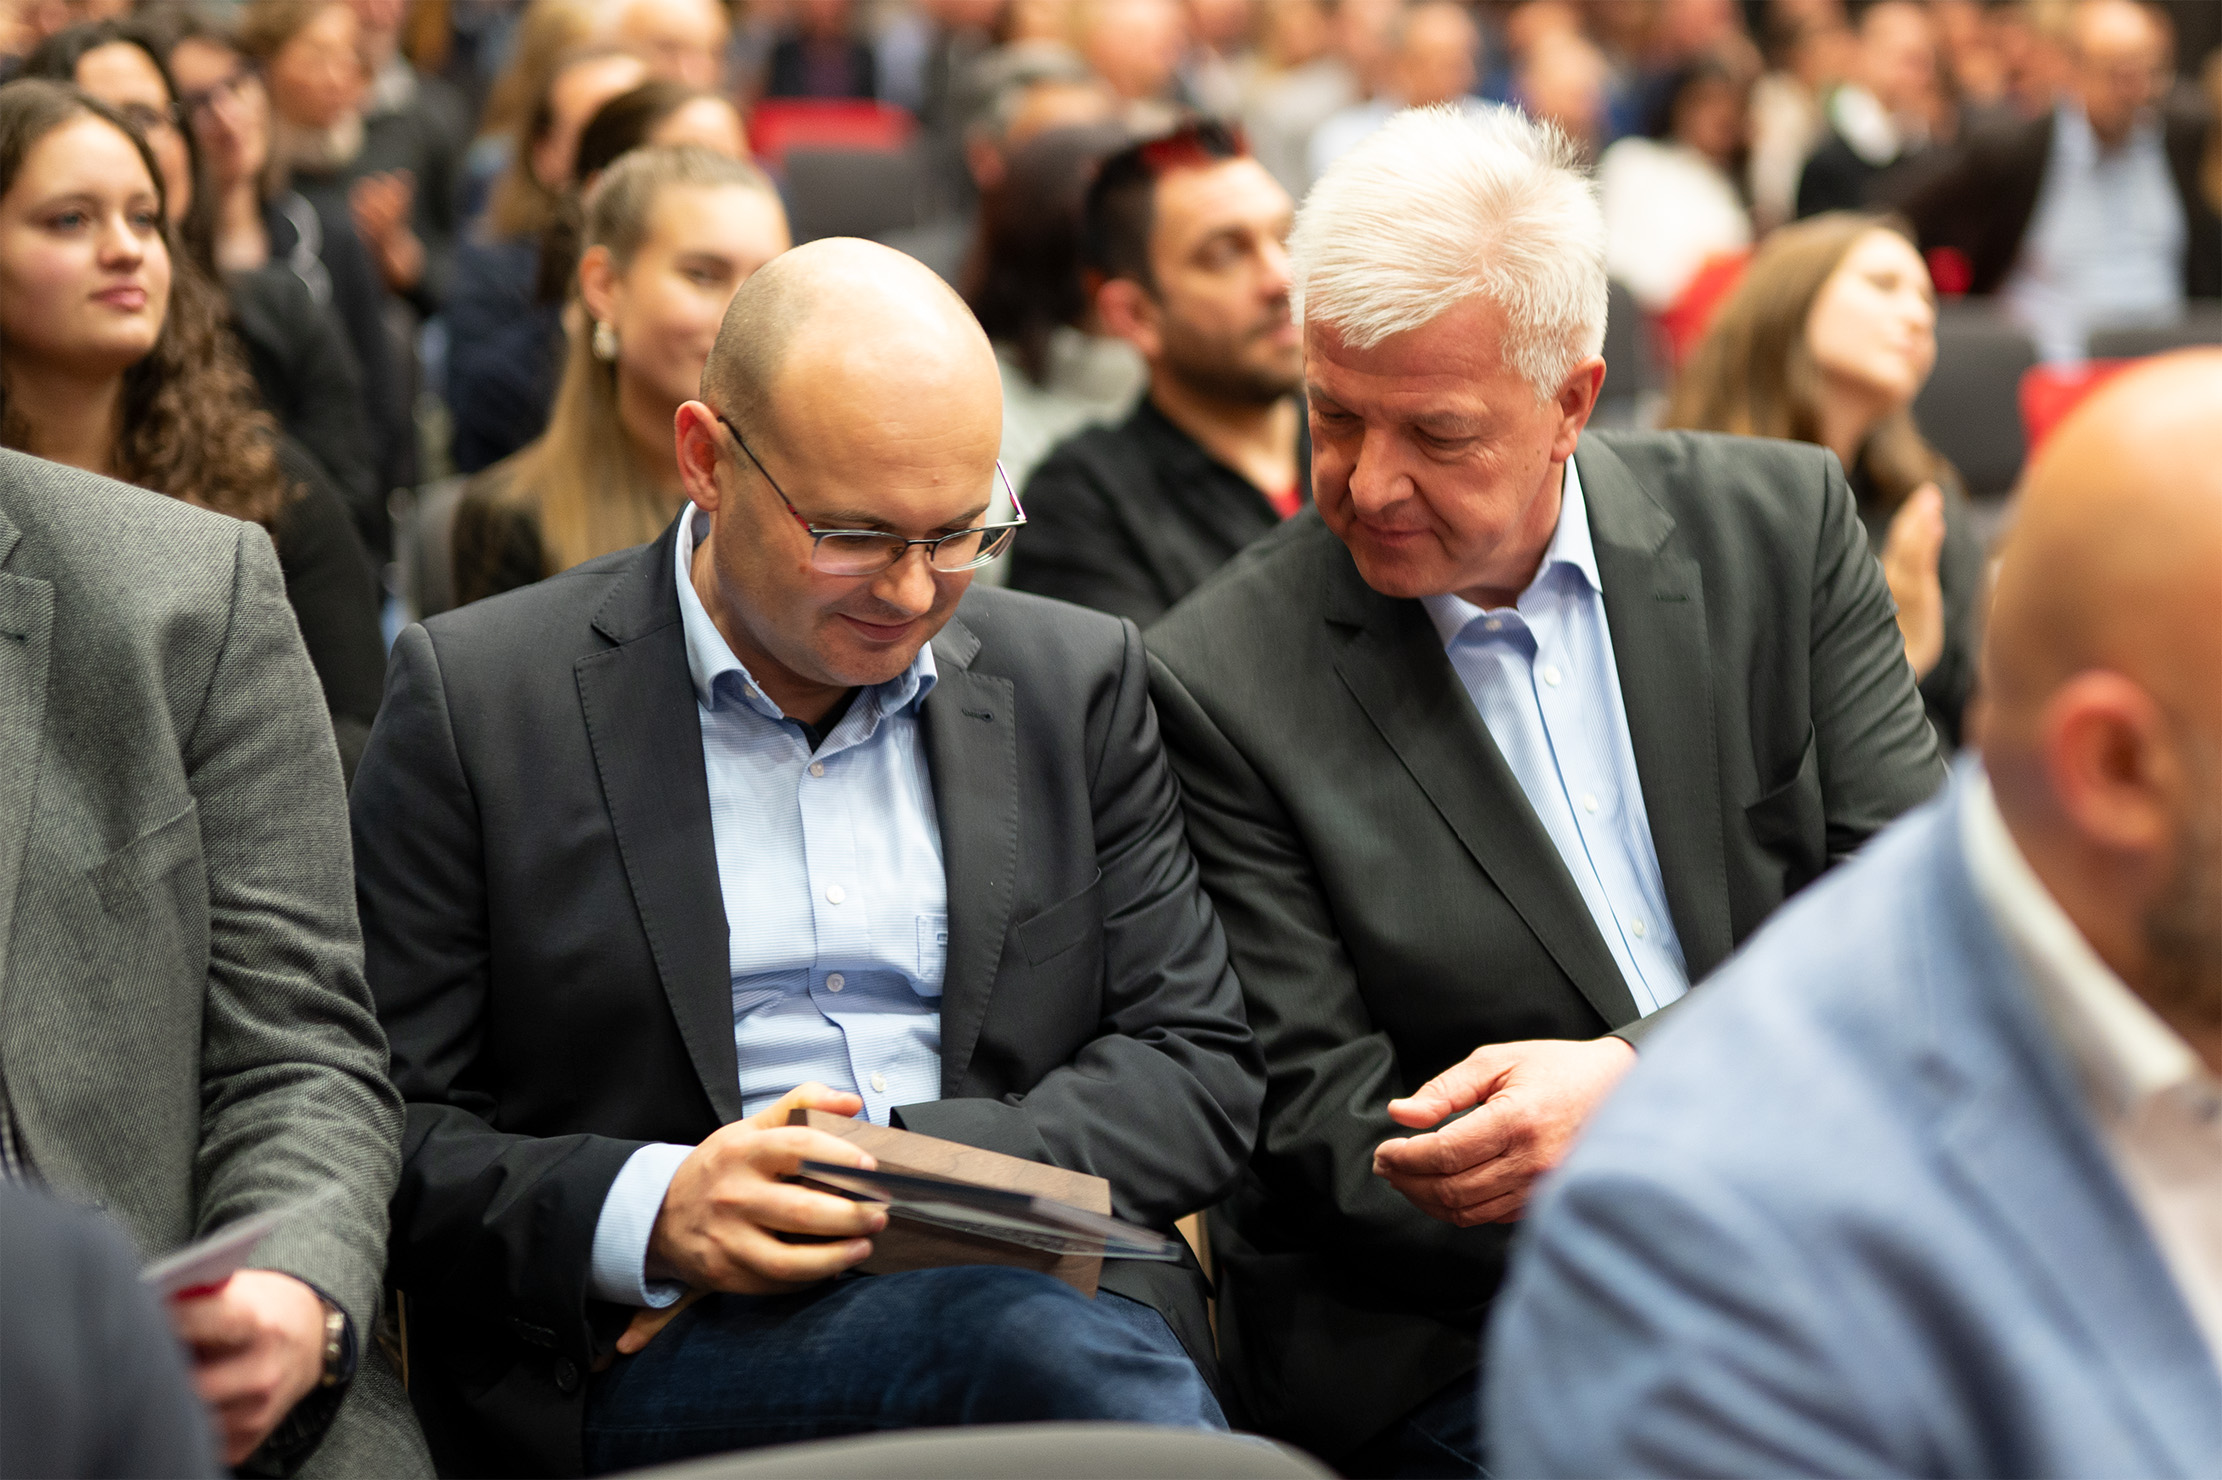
[1179,0,1252,117]
[766,0,879,100]
[0,80,387,776]
[1795,0,1943,217]
[1905,0,2219,363]
[1144,104,1945,1475]
[1010,122,1301,625]
[0,87,422,1477]
[1309,1,1482,182]
[615,0,731,91]
[1077,0,1190,130]
[578,75,749,172]
[460,0,604,223]
[1487,348,2222,1477]
[351,0,470,268]
[1236,0,1353,197]
[1514,24,1614,161]
[1597,51,1754,315]
[1747,9,1853,231]
[446,43,648,474]
[240,0,452,315]
[0,1184,221,1479]
[962,121,1143,495]
[1668,213,1981,748]
[25,17,381,520]
[350,238,1261,1474]
[451,144,788,608]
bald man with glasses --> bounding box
[350,239,1261,1476]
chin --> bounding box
[1343,539,1453,601]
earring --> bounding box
[592,320,619,361]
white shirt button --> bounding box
[809,762,825,777]
[1580,793,1599,814]
[1631,919,1648,939]
[825,973,845,993]
[870,1071,887,1093]
[1483,619,1502,633]
[825,884,846,905]
[1540,664,1562,687]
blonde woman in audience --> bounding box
[0,79,387,774]
[451,145,789,606]
[1666,211,1983,746]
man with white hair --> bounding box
[1145,104,1945,1474]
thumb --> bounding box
[1387,1046,1518,1127]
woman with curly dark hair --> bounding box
[0,79,386,776]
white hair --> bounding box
[1291,104,1608,398]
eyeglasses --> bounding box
[716,414,1025,576]
[115,100,184,136]
[180,66,257,121]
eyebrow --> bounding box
[798,502,994,534]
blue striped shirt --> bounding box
[587,509,949,1305]
[1420,456,1689,1017]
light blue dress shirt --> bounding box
[2003,102,2186,364]
[587,510,950,1306]
[1419,457,1689,1017]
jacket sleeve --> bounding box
[270,446,388,784]
[1809,452,1948,863]
[894,621,1264,1228]
[1005,447,1173,627]
[189,521,402,1342]
[352,625,646,1363]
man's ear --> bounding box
[1548,356,1607,462]
[578,244,621,332]
[2043,672,2177,861]
[1094,276,1164,362]
[674,401,725,514]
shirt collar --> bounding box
[2057,98,2159,164]
[1421,454,1601,646]
[1959,767,2210,1118]
[673,507,937,724]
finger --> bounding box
[741,1125,879,1174]
[1386,1046,1519,1125]
[743,1082,866,1131]
[169,1291,256,1351]
[1374,1099,1519,1176]
[723,1223,874,1289]
[1380,1148,1540,1216]
[735,1180,889,1239]
[614,1291,703,1356]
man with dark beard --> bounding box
[1008,121,1306,626]
[1489,348,2222,1477]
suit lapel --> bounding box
[0,508,53,1007]
[1579,440,1737,981]
[922,614,1016,1090]
[1324,552,1638,1029]
[575,524,744,1123]
[1923,827,2222,1473]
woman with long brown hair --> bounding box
[0,78,386,775]
[1666,211,1985,746]
[451,144,788,605]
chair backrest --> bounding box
[2086,305,2222,358]
[781,146,926,244]
[749,99,916,171]
[624,1424,1336,1480]
[1911,303,2038,499]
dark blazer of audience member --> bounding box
[763,0,878,100]
[445,45,649,475]
[352,239,1260,1475]
[238,0,456,316]
[452,145,788,607]
[1667,213,1984,748]
[1901,0,2219,301]
[1144,105,1946,1470]
[21,18,381,525]
[0,94,422,1477]
[1,1184,221,1479]
[1010,123,1309,627]
[1794,0,1944,218]
[0,82,386,780]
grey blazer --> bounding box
[0,450,426,1477]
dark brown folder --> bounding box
[788,1109,1112,1296]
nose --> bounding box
[869,544,940,618]
[97,209,145,268]
[1261,235,1294,299]
[1342,427,1410,517]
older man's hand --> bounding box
[644,1083,888,1302]
[169,1268,328,1465]
[1372,1037,1637,1225]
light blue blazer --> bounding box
[1486,776,2222,1478]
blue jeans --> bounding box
[582,1266,1225,1474]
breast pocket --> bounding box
[89,803,203,915]
[1014,870,1105,969]
[1744,728,1825,896]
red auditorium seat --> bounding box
[748,99,915,172]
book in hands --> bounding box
[794,1161,1183,1261]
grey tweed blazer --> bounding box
[0,450,427,1477]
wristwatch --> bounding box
[314,1294,357,1390]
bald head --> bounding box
[2068,0,2166,144]
[703,237,1001,463]
[1982,349,2222,1055]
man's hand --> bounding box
[1372,1037,1637,1225]
[1880,482,1947,680]
[643,1083,888,1303]
[348,170,423,293]
[168,1269,328,1465]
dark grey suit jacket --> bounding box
[1143,430,1948,1459]
[0,450,423,1477]
[351,515,1263,1476]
